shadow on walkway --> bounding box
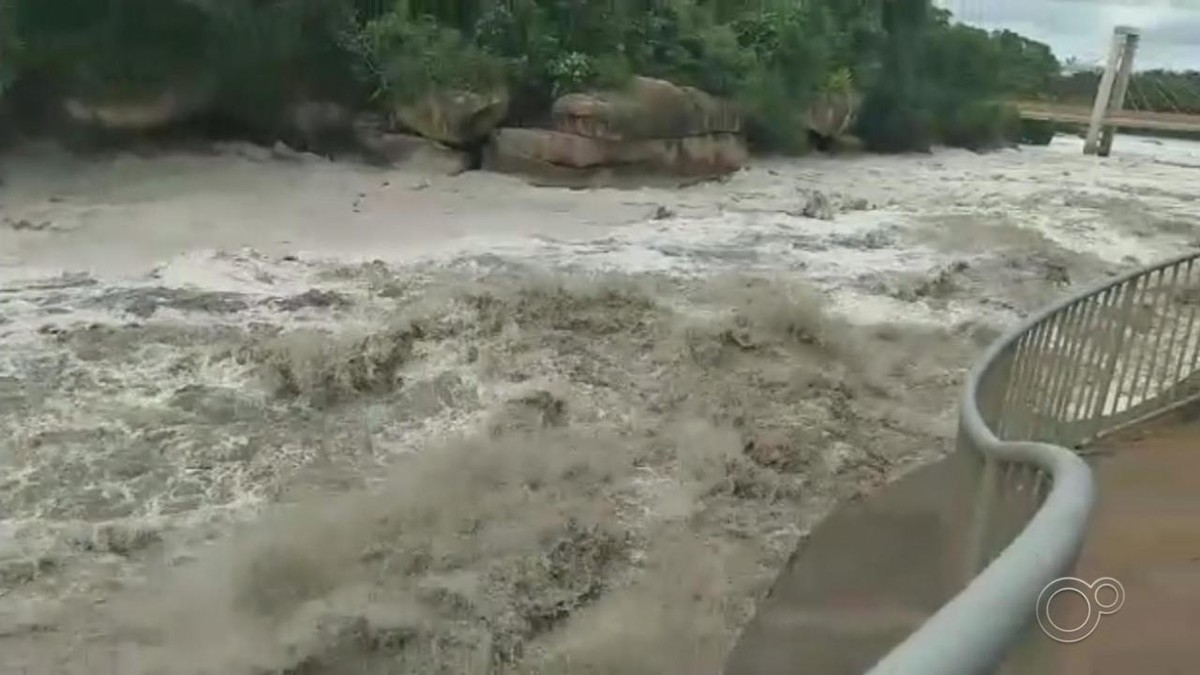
[725,450,979,675]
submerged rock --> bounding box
[791,191,835,221]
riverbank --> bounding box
[0,135,1197,673]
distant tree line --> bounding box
[1050,68,1200,114]
[0,0,1066,154]
[1030,68,1200,142]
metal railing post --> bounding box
[870,249,1200,675]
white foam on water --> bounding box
[2,136,1199,673]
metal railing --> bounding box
[868,249,1200,674]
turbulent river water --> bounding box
[0,135,1197,673]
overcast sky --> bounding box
[943,0,1200,70]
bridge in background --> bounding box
[1013,101,1200,135]
[1013,25,1200,156]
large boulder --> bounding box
[486,76,747,187]
[552,76,741,142]
[806,90,862,139]
[62,82,214,132]
[353,115,469,175]
[393,87,509,146]
[483,127,747,186]
[289,101,352,144]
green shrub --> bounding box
[353,13,506,106]
[739,69,808,155]
[468,2,637,121]
[13,0,213,101]
[938,100,1020,151]
[855,85,934,153]
[625,7,755,99]
[0,0,1072,158]
[1018,119,1056,145]
[727,4,834,153]
[0,1,21,99]
[200,0,364,133]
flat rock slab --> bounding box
[484,128,747,187]
[553,76,742,142]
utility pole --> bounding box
[1098,28,1139,157]
[1084,26,1140,156]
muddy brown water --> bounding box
[1,135,1199,672]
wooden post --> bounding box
[1098,27,1140,157]
[1084,27,1131,155]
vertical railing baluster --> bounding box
[1171,259,1199,400]
[1027,313,1065,440]
[999,333,1035,439]
[1111,272,1154,417]
[1139,264,1179,406]
[1095,277,1142,420]
[964,455,1000,580]
[889,253,1200,675]
[995,342,1026,438]
[1011,324,1048,439]
[1078,286,1119,434]
[1118,269,1155,412]
[1160,262,1190,403]
[1060,291,1104,427]
[1186,263,1200,391]
[1044,301,1087,443]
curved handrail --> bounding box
[868,249,1200,674]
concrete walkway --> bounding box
[723,451,980,675]
[1051,413,1200,675]
[726,410,1200,674]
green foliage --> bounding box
[1051,68,1200,114]
[13,0,213,100]
[0,0,1076,153]
[855,2,1059,152]
[0,15,20,98]
[823,68,855,95]
[467,2,641,120]
[726,2,837,152]
[1019,119,1056,146]
[992,29,1059,99]
[203,0,363,130]
[855,83,934,153]
[352,13,506,105]
[938,100,1020,151]
[739,69,810,155]
[853,0,930,152]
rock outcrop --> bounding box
[288,100,352,150]
[484,127,747,185]
[62,82,214,132]
[393,87,509,146]
[805,90,862,140]
[551,76,742,142]
[484,76,747,186]
[353,114,469,174]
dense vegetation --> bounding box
[0,0,1066,155]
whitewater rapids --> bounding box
[0,134,1197,673]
